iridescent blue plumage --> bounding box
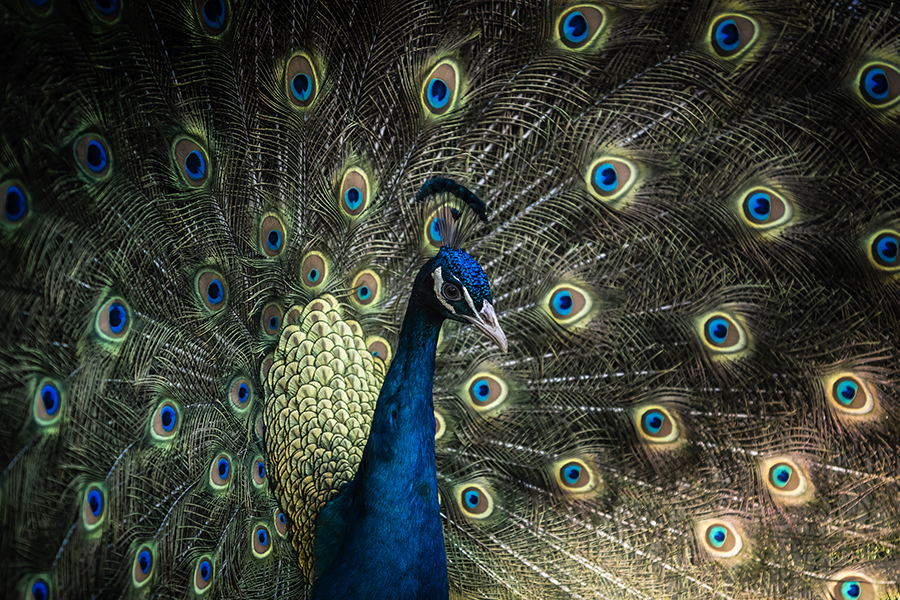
[310,247,504,599]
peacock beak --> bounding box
[465,301,508,353]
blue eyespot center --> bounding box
[88,489,103,516]
[594,164,618,192]
[31,581,48,600]
[563,11,588,43]
[238,382,249,402]
[291,73,312,101]
[344,187,362,210]
[747,192,771,220]
[429,217,443,242]
[715,19,740,52]
[708,318,729,344]
[427,78,449,109]
[268,316,279,330]
[199,559,211,581]
[266,230,281,250]
[709,526,727,547]
[218,458,229,478]
[5,185,26,221]
[564,465,581,484]
[837,380,858,404]
[865,68,889,100]
[258,462,265,478]
[257,528,268,545]
[108,302,127,333]
[160,405,176,431]
[138,549,152,574]
[278,512,286,524]
[773,465,792,487]
[357,286,370,300]
[644,411,663,434]
[94,0,117,15]
[206,279,224,304]
[308,269,319,282]
[552,290,573,316]
[185,150,206,180]
[465,490,480,508]
[473,379,490,402]
[877,235,898,263]
[202,0,225,29]
[842,581,861,599]
[41,383,60,415]
[86,140,108,172]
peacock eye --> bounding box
[194,556,214,593]
[558,5,606,50]
[285,54,318,109]
[830,575,876,600]
[441,282,462,301]
[709,14,759,59]
[858,62,900,107]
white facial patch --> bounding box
[432,267,456,314]
[461,285,480,318]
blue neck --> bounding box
[310,302,449,600]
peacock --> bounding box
[2,0,899,598]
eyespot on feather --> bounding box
[252,523,272,557]
[151,400,180,441]
[698,312,749,354]
[209,453,232,489]
[252,457,266,487]
[132,545,154,587]
[196,270,228,312]
[90,0,120,22]
[193,556,214,594]
[174,139,210,187]
[709,14,760,59]
[33,379,63,426]
[737,187,793,230]
[2,180,29,227]
[463,373,509,412]
[697,520,743,558]
[26,576,50,600]
[339,169,370,217]
[285,54,317,108]
[366,336,392,364]
[262,303,283,336]
[74,134,111,179]
[96,297,130,341]
[557,4,607,50]
[422,60,461,116]
[82,483,106,530]
[274,510,288,537]
[457,484,493,519]
[858,62,900,107]
[229,378,252,411]
[300,252,328,288]
[827,572,877,600]
[195,0,228,35]
[351,270,381,307]
[867,229,899,272]
[544,284,594,326]
[553,458,599,495]
[586,157,638,205]
[260,214,285,256]
[633,405,680,444]
[823,372,876,417]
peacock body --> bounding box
[2,0,900,599]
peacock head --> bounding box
[417,246,507,352]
